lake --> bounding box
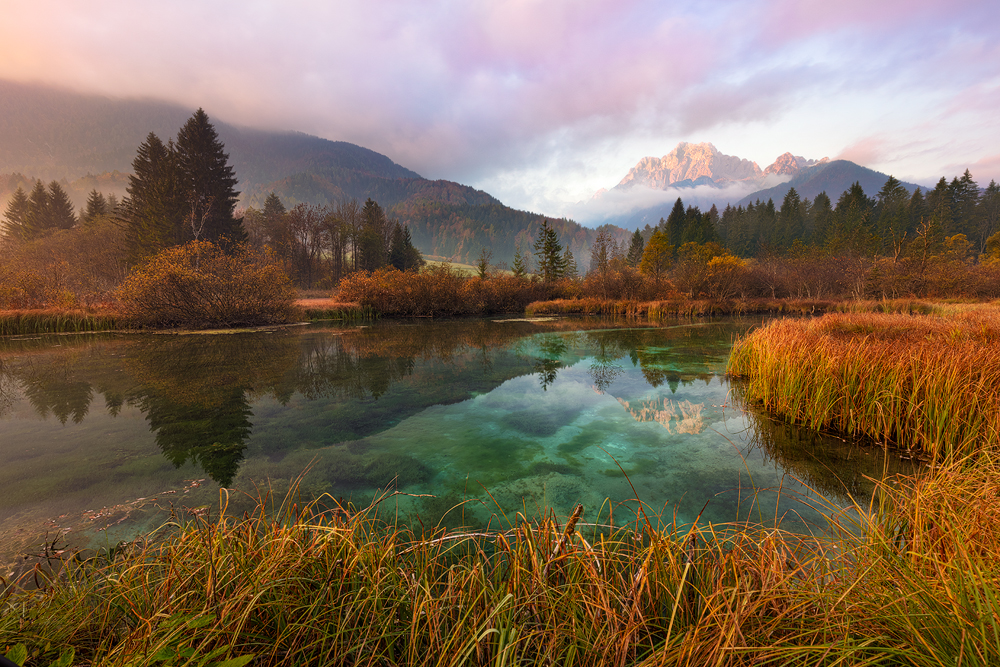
[0,316,913,567]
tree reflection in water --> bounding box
[0,319,753,487]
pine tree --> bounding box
[777,187,805,249]
[511,243,528,278]
[2,186,31,242]
[387,222,422,271]
[664,198,686,248]
[950,169,979,238]
[262,192,286,219]
[82,190,109,225]
[562,247,578,278]
[626,229,645,267]
[809,193,834,246]
[125,132,185,257]
[174,109,243,245]
[976,180,1000,254]
[533,219,565,282]
[875,176,910,257]
[25,180,50,239]
[46,181,77,231]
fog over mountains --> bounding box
[582,142,921,228]
[1,79,925,266]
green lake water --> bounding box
[0,317,913,568]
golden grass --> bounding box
[0,308,120,335]
[525,298,841,319]
[729,303,1000,461]
[4,461,1000,666]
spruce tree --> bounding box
[388,222,423,271]
[533,220,565,282]
[976,180,1000,254]
[777,188,805,249]
[875,176,910,256]
[664,198,686,248]
[626,229,645,267]
[82,190,109,225]
[2,186,31,243]
[175,109,243,245]
[46,181,77,231]
[512,244,529,278]
[125,132,185,256]
[25,180,50,239]
[562,247,578,278]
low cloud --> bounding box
[566,177,790,228]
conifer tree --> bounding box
[388,222,423,270]
[46,181,77,231]
[511,244,529,277]
[664,198,686,248]
[777,187,805,249]
[626,229,645,267]
[533,219,566,282]
[175,109,243,245]
[875,176,910,257]
[82,190,109,225]
[25,180,49,239]
[2,186,31,243]
[976,180,1000,254]
[562,247,578,278]
[125,132,185,257]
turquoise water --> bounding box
[0,317,913,566]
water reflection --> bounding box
[0,318,919,556]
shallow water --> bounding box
[0,317,914,566]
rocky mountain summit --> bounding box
[764,151,825,176]
[611,142,827,193]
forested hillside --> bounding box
[1,79,619,269]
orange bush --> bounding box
[336,266,546,316]
[114,241,297,328]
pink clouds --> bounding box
[0,0,998,214]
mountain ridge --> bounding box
[0,79,629,267]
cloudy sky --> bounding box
[2,0,999,219]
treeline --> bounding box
[242,195,423,289]
[718,172,1000,258]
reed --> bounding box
[4,462,999,667]
[0,308,120,336]
[728,304,1000,461]
[525,298,840,319]
[301,303,378,321]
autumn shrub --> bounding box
[0,220,132,308]
[114,241,297,328]
[0,265,48,309]
[336,266,544,316]
[580,265,662,300]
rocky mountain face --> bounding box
[763,152,825,177]
[611,142,827,193]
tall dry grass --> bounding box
[0,308,119,335]
[4,462,1000,666]
[729,303,1000,460]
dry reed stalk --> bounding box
[729,306,1000,461]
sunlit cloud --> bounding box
[0,0,998,217]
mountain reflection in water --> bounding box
[0,317,919,559]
